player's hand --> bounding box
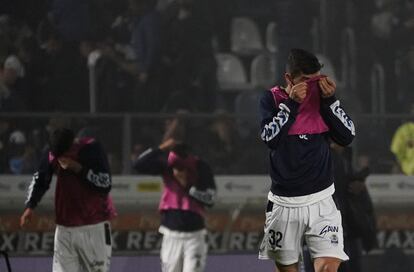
[287,82,307,103]
[159,138,178,151]
[319,77,336,98]
[58,157,82,173]
[20,208,33,228]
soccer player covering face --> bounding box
[133,139,216,272]
[20,128,116,272]
[258,49,355,272]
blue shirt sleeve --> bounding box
[133,147,167,175]
[77,141,112,194]
[25,150,53,209]
[259,90,300,149]
[320,96,356,146]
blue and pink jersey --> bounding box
[260,77,355,197]
[134,148,216,232]
[25,137,116,226]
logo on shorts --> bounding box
[319,225,339,236]
[194,254,202,268]
[330,234,339,244]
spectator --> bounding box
[37,20,88,111]
[8,129,36,174]
[102,0,163,112]
[0,55,28,111]
[15,36,45,111]
[331,143,377,272]
[162,0,217,112]
[390,122,414,175]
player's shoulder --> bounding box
[259,87,280,113]
[197,159,213,173]
[78,138,105,155]
[260,88,274,100]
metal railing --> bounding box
[371,63,386,114]
[1,112,413,174]
[341,27,357,92]
[87,51,102,114]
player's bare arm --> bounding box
[159,138,178,151]
[20,207,34,228]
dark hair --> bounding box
[171,143,191,158]
[286,48,322,78]
[50,128,75,157]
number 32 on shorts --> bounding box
[268,230,283,248]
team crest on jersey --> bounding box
[298,134,308,140]
[319,225,339,236]
[330,234,339,244]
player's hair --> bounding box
[50,128,75,157]
[171,143,191,159]
[287,48,322,78]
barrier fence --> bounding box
[0,112,412,174]
[1,175,414,257]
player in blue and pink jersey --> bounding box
[133,138,216,272]
[258,49,355,272]
[20,128,116,272]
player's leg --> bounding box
[313,257,341,272]
[75,222,112,272]
[258,201,305,272]
[182,231,208,272]
[275,262,299,272]
[160,234,184,272]
[53,226,82,272]
[305,197,348,272]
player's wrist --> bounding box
[321,95,337,104]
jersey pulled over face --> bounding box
[289,75,329,135]
[271,74,329,135]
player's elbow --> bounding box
[189,187,216,207]
[332,133,354,147]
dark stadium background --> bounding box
[1,0,414,271]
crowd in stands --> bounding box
[0,0,413,175]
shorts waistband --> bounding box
[57,221,109,231]
[159,226,207,238]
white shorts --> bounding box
[258,196,349,265]
[160,226,208,272]
[53,221,112,272]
